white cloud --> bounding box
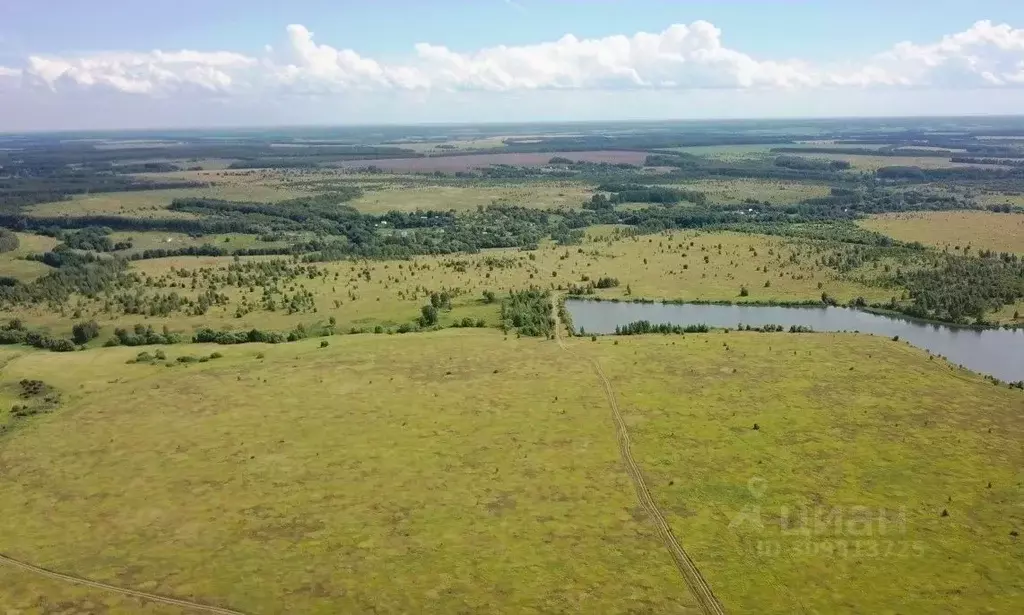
[852,20,1024,88]
[7,20,1024,99]
[22,49,255,95]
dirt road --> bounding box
[552,301,726,615]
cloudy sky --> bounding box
[3,0,1024,131]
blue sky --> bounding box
[3,1,1024,130]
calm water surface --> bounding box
[565,300,1024,382]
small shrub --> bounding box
[320,340,329,348]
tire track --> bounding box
[552,302,726,615]
[0,553,246,615]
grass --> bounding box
[27,183,311,218]
[108,231,291,255]
[0,231,892,340]
[0,329,1019,612]
[328,151,649,172]
[349,182,592,213]
[387,136,510,154]
[666,178,832,205]
[0,331,695,613]
[0,233,59,282]
[581,332,1024,613]
[662,143,791,158]
[860,211,1024,254]
[0,565,180,614]
[978,192,1024,208]
[800,153,991,171]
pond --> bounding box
[564,299,1024,383]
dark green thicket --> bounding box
[500,289,554,337]
[614,321,711,335]
[0,319,76,352]
[0,256,128,307]
[0,229,19,253]
[892,255,1024,324]
[71,320,100,344]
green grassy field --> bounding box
[27,183,311,218]
[666,178,832,205]
[349,182,591,213]
[978,192,1024,209]
[0,329,1019,613]
[662,144,790,158]
[860,211,1024,254]
[387,136,510,154]
[0,233,59,282]
[0,565,182,614]
[802,153,990,171]
[0,231,894,340]
[584,332,1024,613]
[0,332,696,614]
[108,231,291,255]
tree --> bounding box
[0,229,19,253]
[584,193,613,211]
[482,290,496,304]
[430,291,452,310]
[71,320,100,344]
[420,305,439,326]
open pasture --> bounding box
[663,143,790,158]
[860,210,1024,254]
[0,231,893,341]
[806,153,997,171]
[349,182,592,213]
[666,178,832,205]
[0,328,1019,613]
[328,150,649,172]
[0,332,696,614]
[384,136,510,153]
[584,332,1024,613]
[108,231,291,255]
[0,233,59,282]
[26,184,312,219]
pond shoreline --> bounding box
[564,298,1024,383]
[564,294,1024,331]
